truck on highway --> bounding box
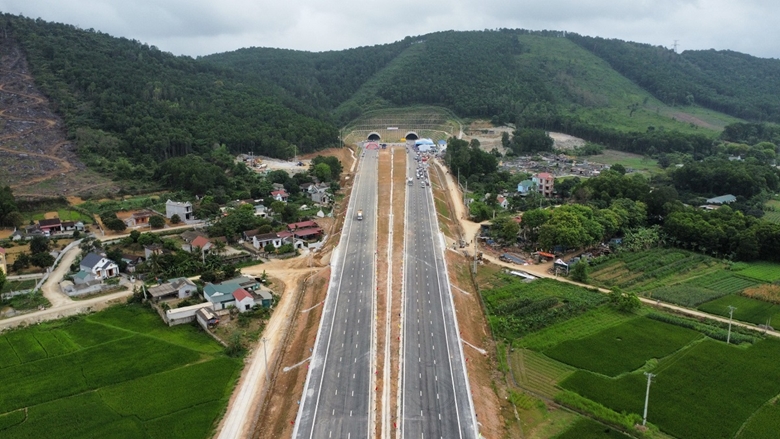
[357,210,363,220]
[408,177,413,185]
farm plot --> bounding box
[0,305,241,439]
[519,306,633,352]
[483,278,607,341]
[588,248,716,292]
[737,400,780,439]
[698,295,780,327]
[650,271,759,307]
[561,338,780,439]
[544,317,701,377]
[734,261,780,283]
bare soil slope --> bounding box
[0,38,114,198]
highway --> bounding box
[401,149,478,439]
[293,147,378,439]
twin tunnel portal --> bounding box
[367,131,418,142]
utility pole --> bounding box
[642,372,656,426]
[262,337,269,382]
[727,305,737,344]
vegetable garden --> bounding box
[0,305,241,439]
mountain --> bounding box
[4,15,780,193]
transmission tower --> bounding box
[673,40,679,53]
[727,305,737,344]
[642,372,656,426]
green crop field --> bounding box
[0,279,37,294]
[698,295,780,327]
[588,248,719,292]
[738,400,780,439]
[553,418,632,439]
[483,278,607,341]
[733,261,780,282]
[587,150,660,174]
[649,271,759,307]
[544,317,701,377]
[518,306,633,352]
[561,338,780,439]
[0,305,241,439]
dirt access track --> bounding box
[0,38,114,199]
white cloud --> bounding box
[0,0,777,58]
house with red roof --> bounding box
[190,236,212,254]
[233,288,255,312]
[38,218,62,235]
[271,189,289,203]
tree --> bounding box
[149,215,165,228]
[170,214,181,224]
[570,261,589,282]
[31,252,55,269]
[609,288,641,312]
[0,268,6,292]
[29,236,50,255]
[313,163,332,182]
[106,218,127,232]
[497,218,520,243]
[510,128,554,154]
[264,243,275,253]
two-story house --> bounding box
[532,172,555,197]
[166,199,193,221]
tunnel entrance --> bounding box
[367,132,381,141]
[405,132,419,141]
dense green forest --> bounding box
[2,14,338,170]
[6,14,780,193]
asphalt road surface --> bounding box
[401,150,477,439]
[293,147,379,439]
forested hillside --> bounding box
[6,15,780,191]
[1,14,338,170]
[567,34,780,123]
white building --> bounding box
[166,199,193,221]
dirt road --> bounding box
[215,255,320,439]
[40,244,79,308]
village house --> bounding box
[61,221,85,232]
[254,204,268,218]
[305,183,331,205]
[165,199,193,221]
[202,276,272,311]
[189,236,213,256]
[287,220,323,241]
[271,189,289,203]
[532,172,555,197]
[517,179,535,196]
[124,210,155,227]
[144,244,164,259]
[38,218,62,235]
[252,232,283,250]
[497,195,509,209]
[79,252,119,280]
[147,277,198,302]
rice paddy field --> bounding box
[481,266,780,439]
[0,304,241,439]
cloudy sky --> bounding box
[1,0,777,59]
